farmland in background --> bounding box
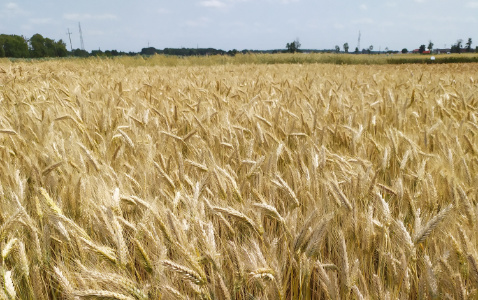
[121,52,478,66]
[0,59,477,299]
[4,52,478,66]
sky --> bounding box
[0,0,477,52]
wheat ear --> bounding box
[413,204,452,245]
[73,290,135,300]
[161,260,206,286]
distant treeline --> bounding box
[140,47,287,56]
[138,47,369,56]
[0,34,329,59]
[1,32,476,59]
[0,33,139,58]
[0,34,68,58]
[0,33,279,58]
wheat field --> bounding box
[0,58,477,299]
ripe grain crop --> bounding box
[0,58,477,299]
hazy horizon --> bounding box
[1,0,477,52]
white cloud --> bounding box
[466,1,478,8]
[185,17,212,27]
[5,2,18,9]
[30,18,54,25]
[198,0,296,8]
[3,2,27,16]
[352,18,374,25]
[87,30,106,36]
[21,24,32,31]
[199,0,226,8]
[360,4,367,10]
[63,13,118,21]
[334,23,345,29]
[157,8,171,14]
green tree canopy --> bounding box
[286,39,301,53]
[343,43,349,53]
[0,34,66,58]
[29,34,68,57]
[367,45,373,54]
[72,48,89,57]
[466,38,472,52]
[54,39,68,57]
[30,34,47,57]
[451,39,463,53]
[0,34,29,58]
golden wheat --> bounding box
[0,57,477,298]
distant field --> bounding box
[4,52,478,66]
[0,59,477,299]
[117,52,478,66]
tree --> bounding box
[466,38,472,52]
[44,38,56,57]
[343,43,349,53]
[295,39,301,51]
[402,48,408,54]
[227,49,238,56]
[428,40,434,52]
[72,48,89,57]
[354,47,359,53]
[29,34,67,58]
[141,47,157,55]
[286,38,301,53]
[457,39,463,49]
[451,39,463,53]
[367,45,373,54]
[419,45,426,54]
[0,34,29,57]
[30,34,47,57]
[91,49,104,56]
[335,45,340,53]
[54,40,68,57]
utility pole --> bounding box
[357,30,361,51]
[78,22,85,50]
[66,28,73,51]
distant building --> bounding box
[435,49,451,54]
[411,49,434,54]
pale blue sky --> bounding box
[1,0,477,52]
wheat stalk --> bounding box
[2,57,478,300]
[73,290,135,300]
[413,204,452,245]
[211,205,261,235]
[161,260,206,286]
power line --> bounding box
[78,22,85,50]
[357,30,361,51]
[66,28,73,51]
